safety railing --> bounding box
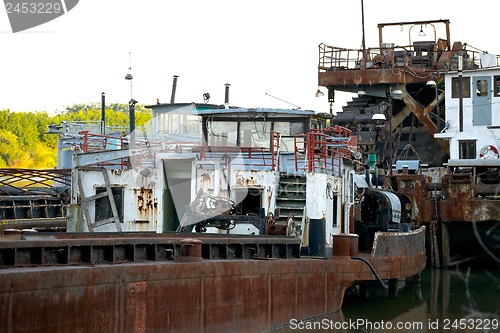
[294,127,357,177]
[78,131,127,152]
[198,147,276,171]
[76,130,282,171]
[318,42,498,72]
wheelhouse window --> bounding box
[204,117,308,150]
[273,121,305,152]
[95,187,124,223]
[155,112,201,135]
[239,121,271,148]
[494,76,500,97]
[458,140,476,159]
[451,77,470,98]
[207,121,238,146]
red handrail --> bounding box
[294,128,356,176]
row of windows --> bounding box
[451,75,500,98]
[205,119,306,151]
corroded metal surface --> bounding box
[372,228,426,258]
[386,173,436,224]
[0,234,301,267]
[0,255,425,333]
[318,68,433,87]
[0,229,426,332]
[440,172,500,222]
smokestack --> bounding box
[101,92,105,135]
[129,99,138,148]
[224,83,231,107]
[170,75,178,104]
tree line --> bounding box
[0,103,152,168]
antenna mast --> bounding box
[125,52,133,98]
[265,92,300,110]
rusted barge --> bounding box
[0,230,425,333]
[318,18,500,267]
[0,84,426,331]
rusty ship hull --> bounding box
[0,229,425,333]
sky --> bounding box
[1,0,499,115]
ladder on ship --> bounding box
[275,174,306,225]
[78,167,122,232]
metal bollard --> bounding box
[175,238,203,262]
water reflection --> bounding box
[272,266,499,332]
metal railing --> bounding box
[76,130,282,171]
[294,128,357,176]
[318,42,500,72]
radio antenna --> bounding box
[265,92,300,110]
[125,52,133,99]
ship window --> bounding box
[494,76,500,97]
[95,187,124,223]
[273,121,305,136]
[458,140,476,159]
[207,121,238,146]
[273,121,306,152]
[476,79,488,96]
[239,121,271,148]
[183,115,202,134]
[451,77,470,98]
[156,113,166,133]
[155,112,202,136]
[169,114,178,133]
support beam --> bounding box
[399,86,449,151]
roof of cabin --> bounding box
[146,103,316,116]
[194,107,314,116]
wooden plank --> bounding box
[93,217,117,228]
[85,191,110,202]
[77,171,94,232]
[101,169,122,232]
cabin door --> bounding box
[472,76,492,125]
[162,158,194,232]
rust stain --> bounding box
[135,187,154,221]
[200,172,212,188]
[127,281,147,333]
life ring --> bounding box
[479,145,499,159]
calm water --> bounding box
[274,264,500,332]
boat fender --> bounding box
[479,145,499,159]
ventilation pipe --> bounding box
[170,75,178,104]
[224,83,231,108]
[101,92,105,135]
[129,98,138,148]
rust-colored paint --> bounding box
[318,68,433,87]
[387,173,435,224]
[439,173,499,222]
[387,166,500,224]
[0,255,425,333]
[0,231,426,332]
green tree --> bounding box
[0,105,152,168]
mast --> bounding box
[360,0,367,70]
